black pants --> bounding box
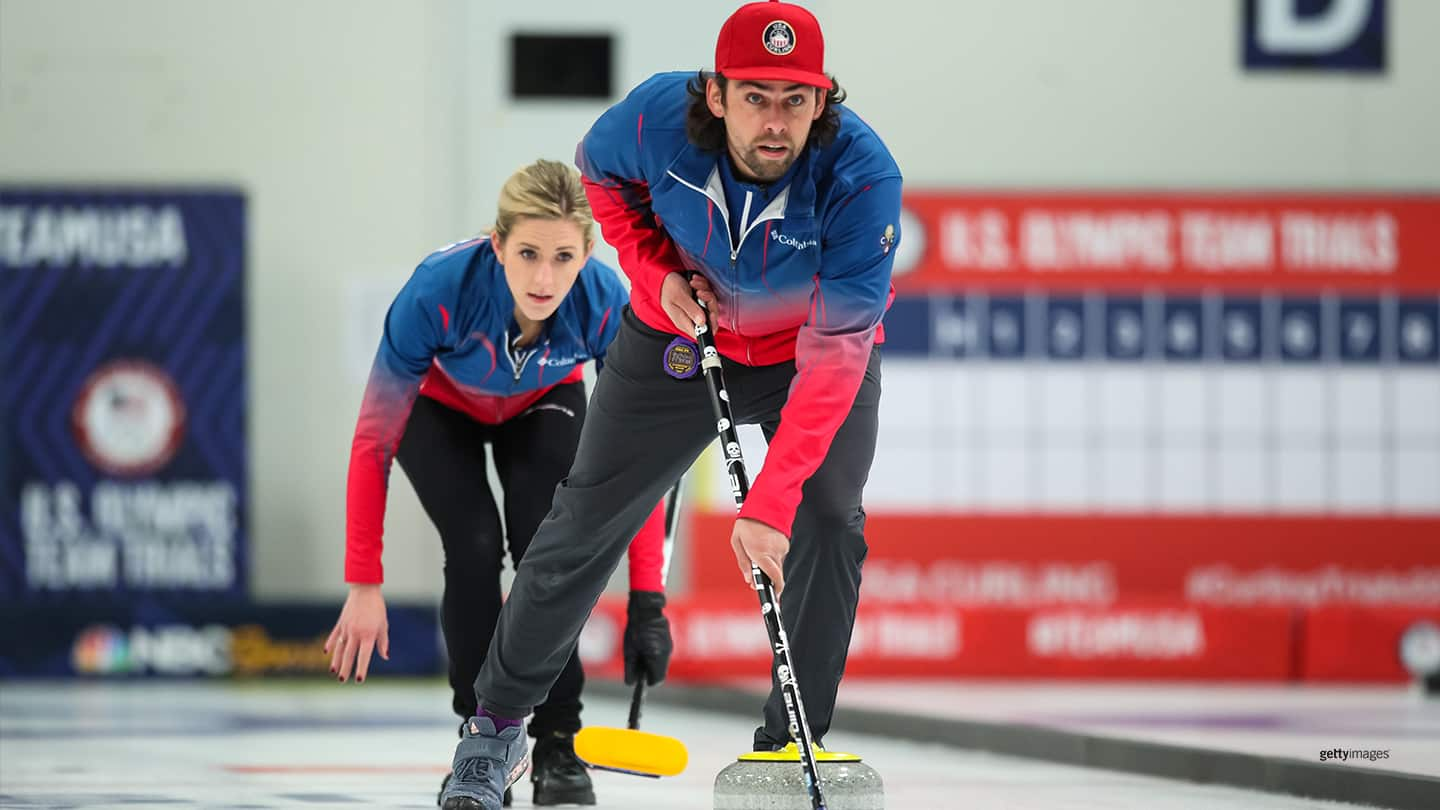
[476,308,880,749]
[395,383,588,739]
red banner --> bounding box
[1302,606,1440,682]
[578,595,1295,681]
[897,191,1440,293]
[686,512,1440,608]
[580,593,1440,682]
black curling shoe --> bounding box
[530,732,595,806]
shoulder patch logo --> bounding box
[763,21,797,56]
[880,224,897,255]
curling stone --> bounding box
[714,743,884,809]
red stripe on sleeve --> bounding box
[595,307,612,344]
[626,499,669,592]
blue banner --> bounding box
[1,188,247,606]
[0,601,443,678]
[880,292,1440,365]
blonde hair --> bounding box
[492,159,595,248]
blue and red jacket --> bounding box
[344,237,667,587]
[576,71,903,537]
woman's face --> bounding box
[491,217,589,326]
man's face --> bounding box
[707,78,824,183]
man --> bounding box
[440,2,901,807]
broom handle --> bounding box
[690,278,829,810]
[629,478,682,732]
[628,679,645,730]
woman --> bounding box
[326,159,674,807]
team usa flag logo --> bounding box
[71,359,187,477]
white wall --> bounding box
[0,0,475,600]
[2,0,1436,602]
[835,0,1440,189]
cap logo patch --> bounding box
[763,21,796,56]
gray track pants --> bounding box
[475,307,881,748]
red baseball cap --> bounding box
[715,1,833,90]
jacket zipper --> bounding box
[505,328,544,383]
[666,169,787,343]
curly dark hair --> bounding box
[684,70,847,154]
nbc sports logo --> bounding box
[70,624,232,675]
[72,625,131,674]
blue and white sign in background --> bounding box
[0,189,247,606]
[1244,0,1386,73]
[882,293,1439,364]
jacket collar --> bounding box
[664,143,818,222]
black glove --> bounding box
[623,590,673,686]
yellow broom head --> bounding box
[573,726,689,778]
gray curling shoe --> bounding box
[438,772,511,808]
[440,716,530,810]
